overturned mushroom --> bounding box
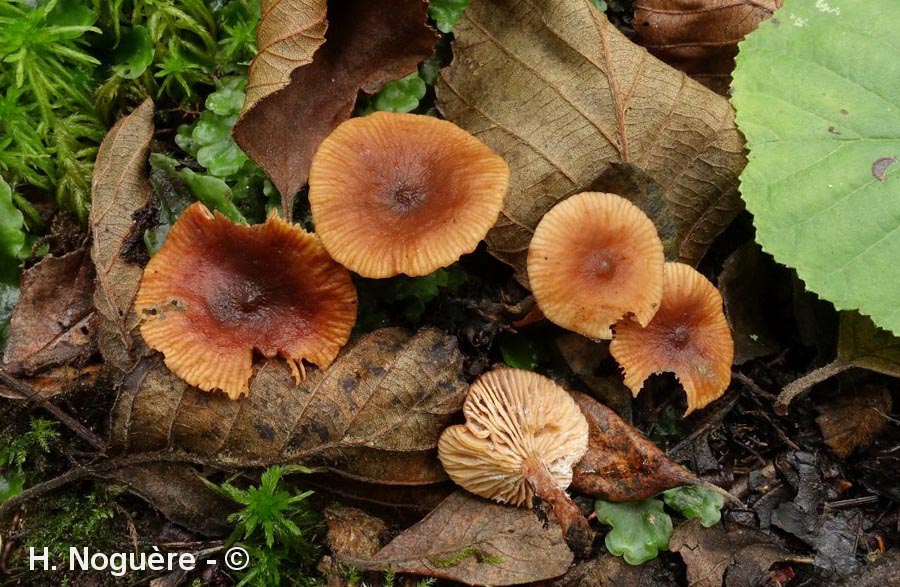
[527,192,665,339]
[308,111,509,278]
[438,368,593,554]
[610,262,733,415]
[136,203,357,399]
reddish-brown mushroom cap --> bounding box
[308,112,509,278]
[527,192,665,340]
[610,262,733,415]
[135,203,357,399]
[438,368,593,553]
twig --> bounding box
[0,369,107,452]
[775,359,851,415]
[732,371,778,401]
[668,389,740,456]
[825,496,879,510]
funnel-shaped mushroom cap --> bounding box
[438,369,589,506]
[136,203,357,399]
[527,192,665,340]
[308,112,509,278]
[610,262,733,415]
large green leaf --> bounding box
[732,0,900,334]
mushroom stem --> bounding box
[523,456,594,557]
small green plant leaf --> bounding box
[373,72,427,113]
[177,168,246,224]
[428,0,470,33]
[837,310,900,378]
[589,0,607,11]
[732,0,900,334]
[178,77,251,178]
[0,177,27,282]
[499,333,555,371]
[662,486,725,528]
[594,498,673,565]
[111,25,154,80]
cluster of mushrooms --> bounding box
[136,109,733,552]
[438,191,733,552]
[136,111,509,398]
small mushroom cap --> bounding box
[438,368,589,506]
[136,203,357,399]
[308,112,509,278]
[527,192,665,340]
[610,262,734,415]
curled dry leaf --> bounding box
[570,392,700,501]
[109,328,466,485]
[634,0,784,95]
[233,0,438,214]
[351,491,574,586]
[2,248,96,376]
[90,98,154,376]
[436,0,746,283]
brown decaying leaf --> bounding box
[325,506,387,559]
[550,554,677,587]
[436,0,746,284]
[234,0,437,214]
[719,241,783,364]
[633,0,784,95]
[570,391,699,501]
[2,248,95,376]
[109,328,466,485]
[670,519,789,587]
[89,98,154,376]
[0,365,99,401]
[100,463,235,536]
[352,491,574,586]
[816,385,892,458]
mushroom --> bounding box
[610,262,733,415]
[136,203,357,399]
[308,111,509,278]
[438,368,593,554]
[527,192,665,339]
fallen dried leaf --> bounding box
[436,0,746,283]
[90,99,154,376]
[325,506,387,559]
[633,0,783,94]
[670,519,790,587]
[109,328,466,485]
[549,554,678,587]
[351,491,574,585]
[571,392,700,501]
[719,242,787,364]
[234,0,437,213]
[817,385,892,458]
[2,248,95,376]
[0,364,100,401]
[100,463,235,536]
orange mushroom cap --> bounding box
[610,262,734,415]
[135,203,357,399]
[308,112,509,278]
[527,192,665,339]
